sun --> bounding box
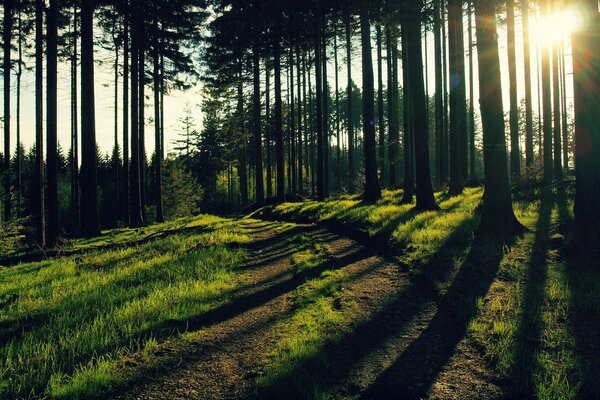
[535,7,583,47]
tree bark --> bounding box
[253,44,264,205]
[3,0,13,222]
[80,0,101,236]
[274,38,285,202]
[434,0,446,185]
[265,60,272,198]
[360,0,381,202]
[122,11,129,225]
[541,2,554,182]
[296,45,304,195]
[448,0,468,195]
[153,18,164,222]
[401,26,415,204]
[35,0,45,245]
[376,24,385,184]
[129,0,144,228]
[344,2,355,192]
[522,0,535,167]
[552,40,563,180]
[507,0,521,177]
[468,0,476,181]
[571,3,600,253]
[315,9,325,201]
[474,0,522,236]
[405,4,438,211]
[47,0,59,245]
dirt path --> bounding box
[112,220,504,400]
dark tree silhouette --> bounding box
[474,0,522,235]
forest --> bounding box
[0,0,599,399]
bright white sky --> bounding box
[1,4,579,159]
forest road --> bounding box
[111,220,504,400]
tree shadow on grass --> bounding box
[360,233,511,400]
[253,216,480,400]
[507,191,554,398]
[558,192,600,399]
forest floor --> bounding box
[1,188,598,400]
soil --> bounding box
[110,220,505,400]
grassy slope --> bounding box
[0,215,249,399]
[252,187,599,400]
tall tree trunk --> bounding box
[139,13,146,222]
[441,0,450,183]
[114,31,120,224]
[507,0,521,177]
[253,44,264,205]
[552,41,563,180]
[265,60,272,198]
[334,28,341,191]
[296,45,304,195]
[448,0,468,195]
[376,24,385,184]
[274,38,285,202]
[129,0,144,228]
[80,0,100,237]
[474,0,522,235]
[522,0,535,167]
[122,11,129,225]
[571,3,600,253]
[302,50,309,193]
[560,42,569,172]
[238,74,248,206]
[405,4,438,210]
[360,1,381,202]
[308,52,315,196]
[71,10,80,229]
[290,49,297,195]
[46,0,59,245]
[468,0,476,180]
[322,21,330,197]
[35,0,45,245]
[387,28,400,187]
[315,9,325,201]
[16,9,22,217]
[3,0,13,222]
[401,27,415,203]
[541,2,554,182]
[153,18,164,222]
[344,2,355,192]
[434,0,446,185]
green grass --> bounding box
[254,187,597,399]
[0,215,250,399]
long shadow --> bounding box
[361,234,510,399]
[253,216,479,400]
[559,194,600,399]
[507,191,554,398]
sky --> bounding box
[1,4,578,161]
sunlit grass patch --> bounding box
[0,215,249,399]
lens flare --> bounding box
[536,7,583,47]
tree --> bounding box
[344,1,355,192]
[434,0,446,186]
[80,0,100,237]
[253,43,265,205]
[522,0,534,167]
[571,1,600,253]
[404,1,438,211]
[360,0,381,202]
[474,0,522,235]
[541,1,553,182]
[448,0,468,194]
[3,0,13,221]
[129,0,144,228]
[507,0,520,177]
[35,0,45,245]
[46,0,59,245]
